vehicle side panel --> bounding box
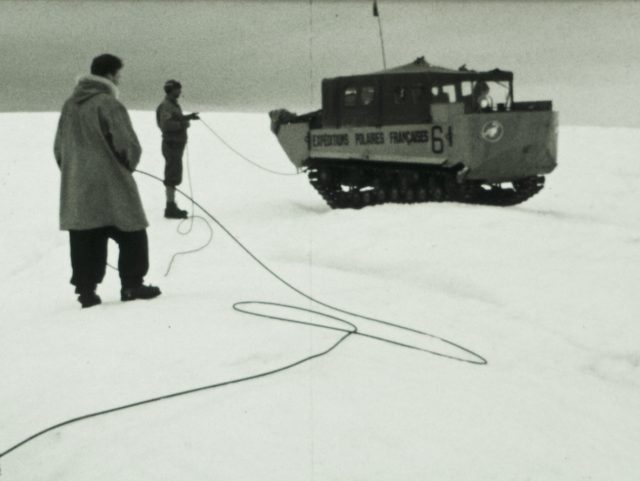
[308,123,456,166]
[462,111,558,181]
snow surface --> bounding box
[0,112,639,480]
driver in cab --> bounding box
[472,80,492,111]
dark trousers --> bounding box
[162,140,186,187]
[69,227,149,292]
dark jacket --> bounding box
[156,97,190,143]
[54,75,148,232]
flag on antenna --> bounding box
[373,0,379,17]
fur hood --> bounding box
[71,74,120,104]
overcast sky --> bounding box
[1,0,639,127]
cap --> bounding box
[164,79,182,94]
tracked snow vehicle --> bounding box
[270,57,558,208]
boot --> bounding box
[78,290,101,309]
[164,202,188,219]
[121,284,162,302]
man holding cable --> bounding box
[55,53,161,308]
[156,79,199,219]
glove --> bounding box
[187,113,200,121]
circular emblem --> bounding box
[481,120,504,143]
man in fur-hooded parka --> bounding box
[54,54,160,308]
[54,65,147,230]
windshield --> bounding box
[472,80,512,111]
[432,80,513,112]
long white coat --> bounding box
[54,75,148,231]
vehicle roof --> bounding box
[328,56,514,83]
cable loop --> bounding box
[163,144,214,276]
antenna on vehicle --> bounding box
[308,0,314,107]
[373,0,387,69]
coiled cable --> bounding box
[0,160,486,463]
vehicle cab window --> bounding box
[393,87,407,104]
[431,86,443,102]
[411,85,428,104]
[361,86,376,106]
[344,87,358,107]
[431,85,451,103]
[461,81,473,97]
